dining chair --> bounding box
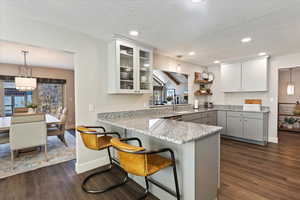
[0,132,9,145]
[55,106,63,118]
[9,114,48,167]
[111,137,181,200]
[47,113,67,146]
[61,107,67,116]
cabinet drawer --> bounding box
[182,113,202,121]
[189,118,206,124]
[200,112,208,118]
[207,111,217,118]
[227,111,243,118]
[206,117,217,125]
[243,112,263,119]
[227,111,263,119]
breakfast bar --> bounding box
[98,107,222,200]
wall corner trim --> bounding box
[75,157,109,174]
[268,137,278,144]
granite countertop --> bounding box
[97,105,269,144]
[98,116,222,144]
[97,108,223,144]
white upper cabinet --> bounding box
[220,63,242,92]
[242,57,268,91]
[220,57,268,92]
[108,39,153,94]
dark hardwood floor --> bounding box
[220,131,300,200]
[0,161,158,200]
[1,131,300,200]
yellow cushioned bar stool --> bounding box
[77,126,127,194]
[111,137,180,200]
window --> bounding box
[3,82,33,116]
[38,83,64,114]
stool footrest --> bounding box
[82,164,128,194]
[148,177,177,197]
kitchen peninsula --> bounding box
[98,106,223,200]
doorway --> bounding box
[278,67,300,143]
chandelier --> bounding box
[15,50,37,91]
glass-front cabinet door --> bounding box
[138,48,153,93]
[117,41,136,92]
[108,39,153,94]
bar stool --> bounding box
[110,137,181,200]
[77,126,127,194]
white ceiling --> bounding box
[0,40,74,69]
[3,0,300,66]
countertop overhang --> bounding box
[97,105,269,144]
[98,108,224,144]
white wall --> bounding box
[209,53,300,143]
[0,13,204,172]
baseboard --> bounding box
[75,157,108,174]
[268,137,278,144]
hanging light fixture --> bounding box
[287,68,295,96]
[15,50,37,91]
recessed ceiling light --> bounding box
[192,0,206,3]
[258,52,267,56]
[188,51,196,56]
[129,30,139,36]
[214,60,220,64]
[241,37,252,43]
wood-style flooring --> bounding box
[1,131,300,200]
[220,131,300,200]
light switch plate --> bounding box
[88,104,95,112]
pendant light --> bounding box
[287,68,295,96]
[15,50,37,91]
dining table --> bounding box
[0,114,61,132]
[0,114,66,154]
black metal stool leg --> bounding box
[172,163,181,200]
[136,177,150,200]
[81,147,127,194]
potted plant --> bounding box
[166,96,173,105]
[26,103,38,114]
[284,117,297,129]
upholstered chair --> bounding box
[10,114,48,167]
[0,132,9,145]
[111,137,180,200]
[47,112,67,146]
[55,106,63,118]
[76,126,125,194]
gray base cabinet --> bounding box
[217,111,227,135]
[182,111,217,125]
[181,110,268,145]
[227,116,243,138]
[218,111,268,145]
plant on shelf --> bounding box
[284,117,298,129]
[26,103,38,113]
